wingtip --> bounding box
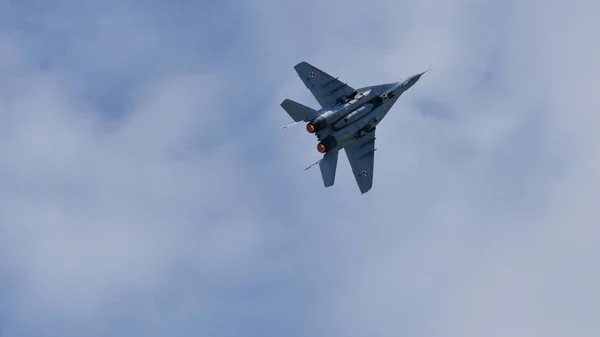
[294,61,310,69]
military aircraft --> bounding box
[281,61,426,194]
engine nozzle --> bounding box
[316,135,338,153]
[307,116,327,134]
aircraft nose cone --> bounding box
[402,69,429,90]
[413,69,429,82]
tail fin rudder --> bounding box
[319,150,338,187]
[280,99,317,122]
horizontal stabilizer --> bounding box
[280,99,317,122]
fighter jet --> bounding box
[281,61,426,194]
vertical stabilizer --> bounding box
[319,150,338,187]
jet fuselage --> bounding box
[308,81,409,154]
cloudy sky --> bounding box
[1,0,599,336]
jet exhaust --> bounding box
[316,135,338,153]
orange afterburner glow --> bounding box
[306,123,315,133]
[317,143,326,153]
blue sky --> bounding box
[1,0,600,336]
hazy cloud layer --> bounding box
[1,1,599,336]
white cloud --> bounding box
[250,1,600,336]
[1,0,600,336]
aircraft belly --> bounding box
[331,112,373,142]
[332,103,374,129]
[325,91,375,120]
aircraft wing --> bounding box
[294,62,356,109]
[344,130,376,194]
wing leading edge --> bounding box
[294,62,356,109]
[344,131,376,194]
